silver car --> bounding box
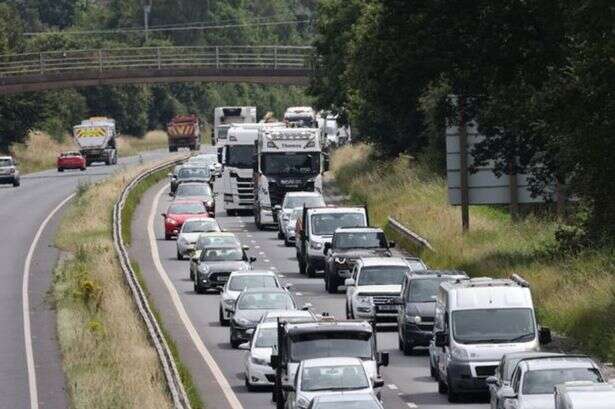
[286,357,383,409]
[242,321,278,390]
[276,192,325,242]
[176,218,221,260]
[0,156,20,187]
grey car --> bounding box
[0,156,20,187]
[229,288,296,349]
[194,245,255,294]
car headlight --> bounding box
[334,257,347,264]
[206,200,214,208]
[224,298,235,306]
[234,318,252,327]
[166,218,178,225]
[251,357,268,366]
[405,314,421,324]
[450,345,469,361]
[282,214,290,221]
[297,396,310,409]
[309,241,322,250]
[355,295,372,306]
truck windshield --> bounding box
[262,153,320,176]
[452,308,536,344]
[406,278,450,302]
[358,266,408,286]
[226,145,255,169]
[311,213,366,236]
[522,367,602,395]
[301,364,369,392]
[333,232,387,249]
[285,116,316,128]
[290,332,373,361]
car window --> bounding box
[196,235,239,249]
[313,401,381,409]
[522,367,602,395]
[182,220,219,233]
[291,333,373,361]
[512,368,521,393]
[357,266,408,285]
[406,278,450,302]
[0,159,13,166]
[300,364,369,392]
[237,292,294,310]
[168,203,206,214]
[283,195,325,209]
[333,232,387,249]
[254,328,277,348]
[228,275,278,291]
[176,184,212,197]
[178,167,210,179]
[200,247,243,261]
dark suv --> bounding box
[396,270,467,355]
[323,227,394,294]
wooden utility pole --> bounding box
[509,161,519,219]
[458,95,470,232]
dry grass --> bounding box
[9,130,169,175]
[332,144,615,362]
[54,164,173,409]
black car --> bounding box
[323,227,394,294]
[229,288,296,348]
[170,165,213,194]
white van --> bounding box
[555,382,615,409]
[432,275,552,402]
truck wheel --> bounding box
[430,359,438,379]
[438,378,447,394]
[401,337,413,356]
[58,168,63,172]
[13,179,20,187]
[306,261,316,278]
[298,258,306,275]
[447,375,461,403]
[326,272,338,293]
[277,231,284,240]
[226,209,235,217]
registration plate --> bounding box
[377,305,398,311]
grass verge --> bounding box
[54,164,174,409]
[331,144,615,363]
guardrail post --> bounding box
[39,53,44,74]
[215,46,220,69]
[156,47,161,69]
[98,50,103,73]
[274,47,278,69]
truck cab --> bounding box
[270,319,388,409]
[296,206,368,277]
[253,127,326,230]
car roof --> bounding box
[519,356,598,372]
[229,270,276,277]
[358,257,414,267]
[308,207,366,215]
[405,269,468,279]
[302,357,363,368]
[334,227,383,234]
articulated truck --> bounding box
[73,117,117,166]
[167,114,201,152]
[253,126,326,229]
[213,106,257,145]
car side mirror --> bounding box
[167,172,172,177]
[238,342,250,350]
[270,354,279,369]
[373,377,385,388]
[242,245,250,251]
[486,376,498,386]
[249,257,257,263]
[344,278,355,287]
[539,327,552,345]
[500,386,517,399]
[168,192,175,197]
[273,205,282,212]
[377,352,389,367]
[302,303,313,311]
[323,242,331,255]
[284,283,294,289]
[435,331,449,347]
[161,213,166,218]
[388,240,396,248]
[390,296,404,305]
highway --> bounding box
[0,150,170,409]
[129,151,488,409]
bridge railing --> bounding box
[0,45,313,77]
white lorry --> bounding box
[213,106,257,145]
[220,122,283,216]
[73,117,117,166]
[253,127,326,229]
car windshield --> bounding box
[178,167,210,179]
[168,203,206,214]
[182,220,218,233]
[358,266,408,286]
[291,333,373,361]
[261,152,320,176]
[522,367,602,394]
[237,292,294,310]
[254,328,277,348]
[283,195,325,209]
[301,365,369,392]
[452,308,536,344]
[176,184,212,197]
[228,275,278,291]
[200,247,243,262]
[314,400,381,409]
[196,236,239,249]
[407,278,451,302]
[311,213,366,236]
[0,159,13,166]
[226,145,255,169]
[333,232,387,249]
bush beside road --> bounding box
[331,144,615,364]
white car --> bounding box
[345,257,425,321]
[286,357,383,409]
[282,208,303,247]
[276,192,325,241]
[242,322,278,390]
[176,218,221,260]
[219,270,283,325]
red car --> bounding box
[162,200,209,240]
[57,151,86,172]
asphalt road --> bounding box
[131,152,489,409]
[0,149,170,409]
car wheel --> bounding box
[165,233,171,240]
[226,209,235,217]
[430,359,438,379]
[277,230,284,240]
[194,284,204,294]
[326,271,338,293]
[58,168,64,172]
[402,338,413,356]
[284,238,291,247]
[447,375,461,403]
[190,269,195,281]
[230,336,241,349]
[13,179,20,187]
[438,378,448,394]
[219,307,229,326]
[177,250,183,260]
[80,167,86,171]
[245,376,255,392]
[306,261,316,278]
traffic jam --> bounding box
[157,106,613,409]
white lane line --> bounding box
[295,292,303,296]
[406,403,418,408]
[254,245,260,249]
[23,193,75,409]
[149,185,244,409]
[258,251,265,255]
[264,259,270,263]
[246,234,252,238]
[387,384,398,390]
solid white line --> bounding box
[23,193,75,409]
[149,185,244,409]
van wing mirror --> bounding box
[434,331,449,347]
[323,242,331,255]
[373,377,385,388]
[270,354,279,369]
[539,327,552,345]
[377,352,389,367]
[486,376,498,386]
[388,240,396,248]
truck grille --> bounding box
[475,365,498,377]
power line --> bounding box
[23,18,312,37]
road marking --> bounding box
[295,292,303,296]
[246,234,252,238]
[264,259,270,263]
[150,185,244,409]
[406,403,418,408]
[255,245,260,249]
[388,384,398,390]
[23,193,75,409]
[258,251,265,255]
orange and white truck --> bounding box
[167,114,201,152]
